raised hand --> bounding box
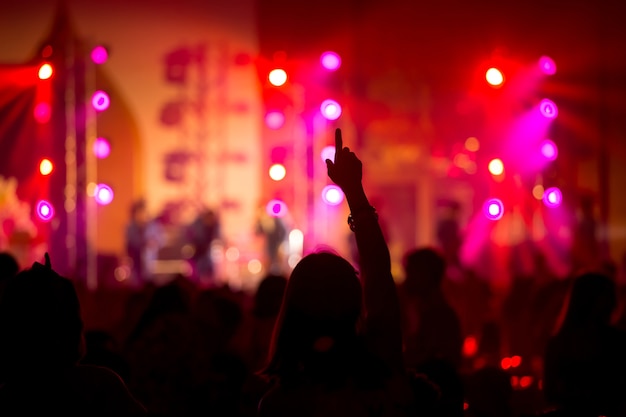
[325,128,362,192]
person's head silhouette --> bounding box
[262,251,363,382]
[558,272,616,333]
[403,247,446,297]
[0,258,84,378]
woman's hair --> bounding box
[0,265,84,377]
[261,251,363,382]
[555,272,616,335]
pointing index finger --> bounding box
[335,128,343,157]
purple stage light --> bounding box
[93,137,111,159]
[538,56,556,75]
[320,51,341,71]
[91,46,109,64]
[265,111,285,129]
[320,99,342,120]
[266,199,287,218]
[539,99,558,119]
[321,185,344,206]
[483,198,504,221]
[540,139,558,160]
[36,200,54,221]
[543,187,562,208]
[92,91,110,111]
[94,184,114,205]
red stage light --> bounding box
[486,67,504,87]
[38,63,53,80]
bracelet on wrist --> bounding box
[347,205,378,232]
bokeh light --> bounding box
[266,199,287,217]
[484,198,504,221]
[543,187,562,208]
[91,45,109,64]
[248,259,263,274]
[465,137,480,152]
[38,63,53,80]
[92,91,110,111]
[486,68,504,86]
[488,158,504,176]
[320,99,342,120]
[33,102,51,124]
[539,99,558,119]
[320,145,336,163]
[320,51,341,71]
[265,111,285,129]
[532,184,545,200]
[269,163,287,181]
[268,69,287,86]
[36,200,54,221]
[538,55,556,75]
[94,184,114,205]
[39,159,53,176]
[540,139,558,160]
[321,185,344,206]
[93,137,111,159]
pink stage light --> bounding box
[543,187,562,208]
[320,51,341,71]
[91,46,109,64]
[94,184,114,205]
[539,99,558,119]
[265,111,285,129]
[538,56,556,75]
[33,102,51,123]
[93,137,111,159]
[320,99,342,120]
[540,139,558,160]
[483,198,504,221]
[36,200,54,221]
[320,145,336,163]
[266,199,287,218]
[321,185,344,206]
[92,91,110,111]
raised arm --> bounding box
[326,128,403,372]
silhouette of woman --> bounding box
[258,129,411,416]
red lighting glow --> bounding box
[34,102,51,124]
[38,63,53,80]
[510,355,522,368]
[462,336,478,357]
[501,357,512,370]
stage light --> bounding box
[321,145,336,163]
[266,199,287,217]
[268,69,287,86]
[538,55,556,75]
[94,184,114,205]
[484,198,504,221]
[39,159,53,176]
[540,99,558,119]
[90,45,109,64]
[488,158,504,176]
[486,67,504,86]
[465,137,480,152]
[269,163,286,181]
[265,111,285,129]
[33,102,51,124]
[320,99,342,120]
[543,187,562,208]
[322,185,344,206]
[510,355,522,368]
[93,137,111,159]
[92,91,110,111]
[462,336,478,357]
[248,259,263,274]
[501,357,512,370]
[320,51,341,71]
[38,63,53,80]
[36,200,54,221]
[532,185,545,200]
[540,139,558,160]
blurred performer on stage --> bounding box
[186,208,220,284]
[125,200,148,283]
[255,206,287,274]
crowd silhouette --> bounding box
[0,128,624,416]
